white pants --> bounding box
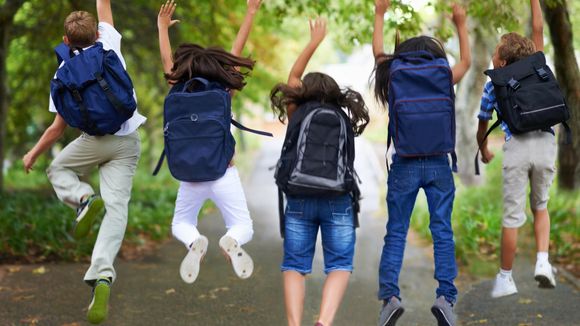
[172,167,254,248]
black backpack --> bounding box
[274,102,360,237]
[475,52,571,175]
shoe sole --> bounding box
[219,236,254,279]
[534,274,556,289]
[73,197,105,240]
[381,307,404,326]
[87,282,110,324]
[180,236,208,284]
[431,307,452,326]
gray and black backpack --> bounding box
[274,101,360,237]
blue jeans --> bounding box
[378,155,457,303]
[281,194,356,274]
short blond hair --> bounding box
[498,32,536,65]
[64,11,97,48]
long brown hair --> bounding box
[165,43,255,90]
[270,72,370,136]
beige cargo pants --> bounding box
[47,131,140,284]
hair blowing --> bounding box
[373,36,447,108]
[166,44,255,90]
[270,72,370,136]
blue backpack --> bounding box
[152,78,272,182]
[387,50,457,171]
[50,42,137,136]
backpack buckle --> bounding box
[71,89,83,102]
[508,78,520,90]
[536,67,549,80]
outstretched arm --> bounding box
[231,0,262,57]
[530,0,544,52]
[450,3,471,85]
[373,0,390,62]
[96,0,114,26]
[288,18,327,88]
[158,0,180,76]
[22,114,67,174]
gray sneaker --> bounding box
[378,297,404,326]
[431,296,456,326]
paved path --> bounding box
[1,138,578,325]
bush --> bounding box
[411,153,579,275]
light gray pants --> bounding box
[47,132,141,283]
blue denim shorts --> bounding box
[281,194,356,275]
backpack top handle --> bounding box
[182,77,212,92]
[395,50,437,63]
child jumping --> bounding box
[271,18,370,326]
[157,0,263,284]
[476,0,560,298]
[22,0,146,323]
[372,1,471,325]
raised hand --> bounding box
[309,18,327,45]
[158,0,180,30]
[451,3,467,27]
[247,0,262,15]
[375,0,391,15]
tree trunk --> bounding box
[455,29,496,186]
[542,0,580,190]
[0,21,9,192]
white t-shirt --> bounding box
[49,22,146,136]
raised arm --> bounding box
[530,0,544,52]
[158,0,180,76]
[450,4,471,85]
[373,0,390,62]
[231,0,262,57]
[288,18,327,88]
[96,0,114,26]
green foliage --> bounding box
[411,153,579,275]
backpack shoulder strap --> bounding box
[152,149,166,176]
[278,188,285,238]
[231,119,273,137]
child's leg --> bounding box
[84,133,140,283]
[532,209,550,252]
[172,181,209,248]
[282,196,317,326]
[318,194,355,325]
[209,167,253,245]
[378,158,421,301]
[423,159,457,303]
[47,135,103,208]
[500,227,519,270]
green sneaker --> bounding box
[73,195,105,239]
[87,278,111,324]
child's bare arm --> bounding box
[531,0,544,52]
[96,0,114,26]
[373,0,390,63]
[231,0,262,57]
[476,120,494,163]
[22,114,67,173]
[158,1,180,76]
[450,4,471,85]
[285,18,326,118]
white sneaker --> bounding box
[179,235,208,284]
[219,235,254,279]
[491,273,518,298]
[534,261,557,288]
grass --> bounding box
[410,153,579,276]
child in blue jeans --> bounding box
[372,1,471,325]
[270,18,369,326]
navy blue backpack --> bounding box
[387,50,457,171]
[152,78,272,182]
[50,42,137,135]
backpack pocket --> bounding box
[165,117,232,182]
[513,83,568,131]
[394,98,454,156]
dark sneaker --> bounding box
[378,296,404,326]
[73,195,105,239]
[87,277,111,324]
[431,296,456,326]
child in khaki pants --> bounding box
[22,0,145,323]
[476,0,557,299]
